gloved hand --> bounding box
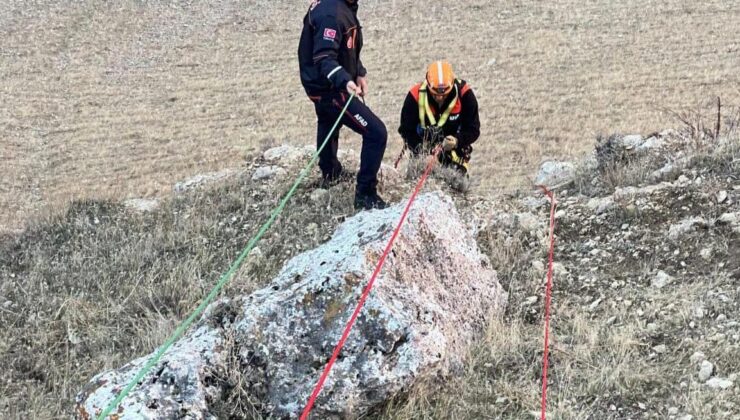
[443,135,458,152]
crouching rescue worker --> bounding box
[298,0,388,210]
[398,61,480,175]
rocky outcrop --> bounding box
[76,192,506,419]
[534,161,576,189]
[173,169,240,194]
[480,132,740,417]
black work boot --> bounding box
[354,189,387,210]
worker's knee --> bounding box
[374,120,388,145]
[365,116,387,147]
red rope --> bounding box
[393,144,407,169]
[537,185,557,420]
[300,148,441,419]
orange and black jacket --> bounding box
[299,0,366,97]
[398,79,480,149]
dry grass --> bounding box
[2,0,740,232]
[206,330,264,419]
[0,166,360,418]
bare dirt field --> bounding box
[2,0,739,233]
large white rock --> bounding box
[76,327,224,419]
[173,169,238,194]
[705,377,734,390]
[667,216,711,240]
[617,134,642,150]
[76,192,506,419]
[263,145,315,162]
[251,165,287,181]
[534,161,576,189]
[612,134,663,152]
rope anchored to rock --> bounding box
[300,146,442,419]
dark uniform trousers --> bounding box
[312,92,387,194]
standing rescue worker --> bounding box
[398,61,480,174]
[298,0,388,210]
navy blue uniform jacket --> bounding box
[298,0,366,97]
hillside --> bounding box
[2,126,738,418]
[2,0,740,418]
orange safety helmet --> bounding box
[425,61,455,96]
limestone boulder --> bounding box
[76,192,506,419]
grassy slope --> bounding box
[2,131,738,418]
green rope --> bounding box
[97,93,356,420]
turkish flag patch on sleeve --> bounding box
[323,28,337,41]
